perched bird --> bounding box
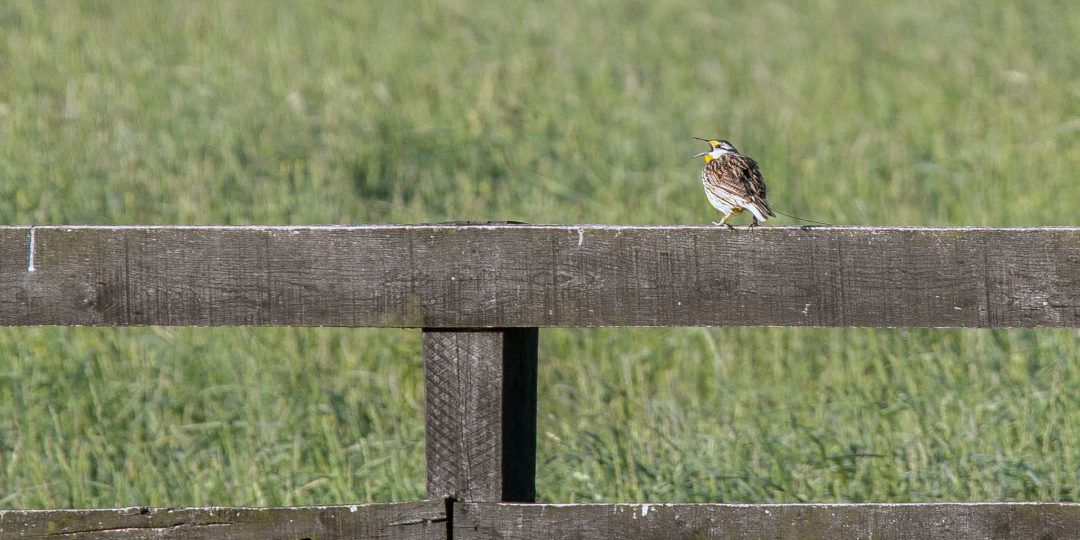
[693,138,775,229]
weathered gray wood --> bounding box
[424,329,538,502]
[3,225,1080,328]
[0,500,446,539]
[454,502,1080,539]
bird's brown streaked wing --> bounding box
[708,154,775,218]
[702,157,749,197]
[730,153,774,218]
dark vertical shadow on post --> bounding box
[423,328,539,503]
[500,327,538,502]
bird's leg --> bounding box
[748,218,760,229]
[712,214,736,230]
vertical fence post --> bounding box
[422,328,538,503]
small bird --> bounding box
[693,137,775,229]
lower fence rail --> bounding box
[0,500,448,540]
[454,502,1080,539]
[6,501,1080,539]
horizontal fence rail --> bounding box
[0,501,447,539]
[6,502,1080,539]
[453,502,1080,539]
[3,225,1080,328]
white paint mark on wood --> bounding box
[802,303,811,315]
[577,228,584,247]
[27,226,36,272]
[641,504,651,517]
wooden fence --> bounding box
[2,224,1080,539]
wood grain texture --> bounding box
[424,330,537,502]
[0,500,446,539]
[454,502,1080,539]
[3,225,1080,328]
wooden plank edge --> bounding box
[4,225,1080,231]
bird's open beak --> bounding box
[692,137,711,158]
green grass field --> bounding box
[2,0,1080,507]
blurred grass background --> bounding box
[2,0,1080,507]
